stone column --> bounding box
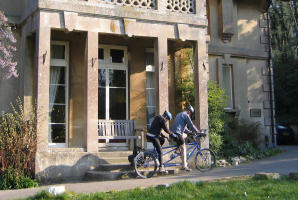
[194,34,209,148]
[154,37,169,115]
[168,47,176,116]
[35,12,51,152]
[85,31,98,152]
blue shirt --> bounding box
[170,111,199,135]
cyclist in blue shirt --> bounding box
[170,105,200,171]
[146,110,173,173]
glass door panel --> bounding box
[109,88,126,120]
[49,41,68,147]
[98,46,127,120]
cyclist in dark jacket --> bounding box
[147,110,173,173]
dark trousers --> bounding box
[147,135,165,166]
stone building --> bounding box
[0,0,274,181]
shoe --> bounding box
[181,166,192,171]
[159,165,168,174]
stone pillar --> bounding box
[35,12,51,152]
[168,47,176,116]
[129,40,146,128]
[154,37,169,115]
[85,31,98,152]
[194,35,209,148]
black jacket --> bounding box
[148,115,171,137]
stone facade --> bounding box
[207,0,275,147]
[0,0,273,181]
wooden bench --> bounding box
[98,120,143,149]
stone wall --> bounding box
[207,0,274,145]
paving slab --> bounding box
[1,145,298,200]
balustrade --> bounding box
[93,0,196,14]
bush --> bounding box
[209,133,222,155]
[0,98,38,189]
[0,167,38,190]
[225,119,261,148]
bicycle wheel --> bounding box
[194,148,216,172]
[134,151,157,178]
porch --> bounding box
[22,5,210,181]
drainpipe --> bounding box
[266,10,277,148]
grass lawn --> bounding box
[25,177,298,200]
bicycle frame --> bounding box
[154,139,201,168]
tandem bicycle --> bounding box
[133,130,216,178]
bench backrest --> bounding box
[98,120,136,138]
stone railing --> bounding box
[166,0,195,14]
[97,0,156,9]
[95,0,195,14]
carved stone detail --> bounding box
[166,0,195,14]
[98,0,156,9]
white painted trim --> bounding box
[98,45,128,120]
[49,41,69,148]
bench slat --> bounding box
[98,119,137,138]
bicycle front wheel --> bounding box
[195,148,216,172]
[134,151,157,178]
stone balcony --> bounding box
[33,0,207,26]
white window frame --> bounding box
[49,41,69,148]
[98,45,128,120]
[145,48,156,128]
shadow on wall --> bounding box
[36,154,109,184]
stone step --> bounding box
[100,157,131,164]
[85,170,137,181]
[85,167,179,181]
[97,151,133,158]
[94,164,133,172]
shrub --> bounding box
[226,119,261,148]
[0,167,38,189]
[209,133,222,155]
[0,98,38,189]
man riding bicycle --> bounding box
[170,105,200,171]
[146,110,173,173]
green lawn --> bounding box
[25,177,298,200]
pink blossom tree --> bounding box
[0,11,18,79]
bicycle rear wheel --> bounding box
[195,148,216,172]
[134,151,157,178]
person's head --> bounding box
[185,105,194,116]
[163,110,172,121]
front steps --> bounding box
[85,150,180,181]
[85,150,136,181]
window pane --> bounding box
[50,105,66,123]
[98,88,106,119]
[146,107,156,126]
[98,69,106,87]
[146,89,156,106]
[49,124,66,143]
[109,70,126,87]
[51,45,65,59]
[223,65,233,108]
[50,67,65,85]
[146,52,154,66]
[110,88,126,120]
[98,48,104,61]
[146,72,155,88]
[50,85,65,104]
[110,49,124,63]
